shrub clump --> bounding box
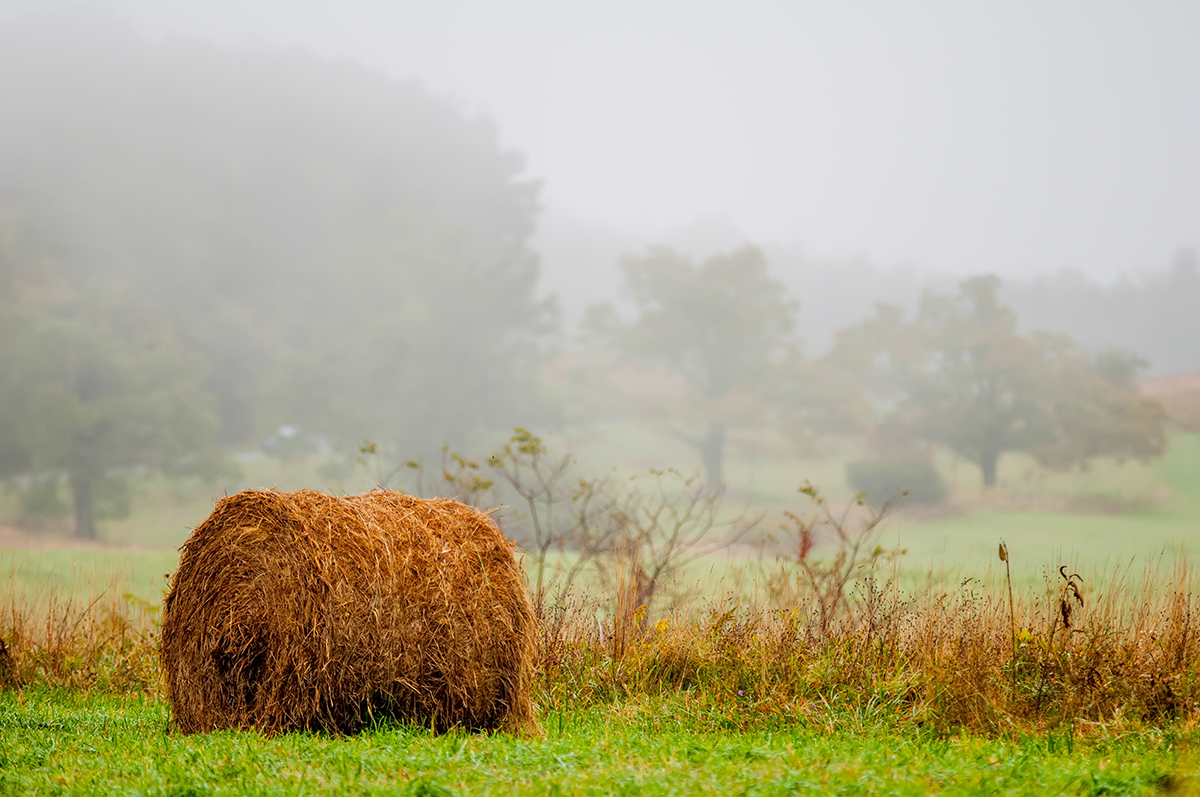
[846,458,946,505]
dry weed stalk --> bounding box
[0,579,159,694]
[999,540,1016,694]
[762,482,905,638]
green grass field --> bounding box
[1,431,1198,606]
[0,689,1186,796]
[3,432,1199,795]
[893,432,1200,568]
[4,429,1197,560]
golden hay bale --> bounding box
[160,489,539,736]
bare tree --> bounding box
[363,429,759,621]
[487,429,621,605]
[593,468,761,615]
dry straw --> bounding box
[160,489,539,736]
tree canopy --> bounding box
[0,273,217,537]
[585,245,800,482]
[827,275,1167,487]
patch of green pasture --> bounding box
[891,510,1195,576]
[0,689,1185,796]
[1156,432,1200,510]
[3,433,1196,599]
[0,549,178,605]
[894,435,1200,573]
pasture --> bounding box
[2,432,1199,794]
[0,690,1183,795]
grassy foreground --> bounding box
[3,434,1199,794]
[0,689,1187,796]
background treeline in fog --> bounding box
[0,14,549,452]
[0,12,1196,537]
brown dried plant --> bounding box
[765,482,905,637]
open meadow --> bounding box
[4,429,1198,592]
[0,690,1185,795]
[2,432,1200,794]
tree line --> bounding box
[0,12,1178,537]
[583,249,1167,489]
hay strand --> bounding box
[160,489,538,736]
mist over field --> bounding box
[0,2,1198,553]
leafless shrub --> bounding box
[762,482,905,638]
[592,468,760,616]
[486,429,620,603]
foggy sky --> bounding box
[3,1,1198,281]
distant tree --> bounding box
[584,245,799,483]
[0,283,217,538]
[827,275,1167,487]
[1089,348,1149,391]
[1032,337,1167,469]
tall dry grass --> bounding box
[0,578,159,695]
[1,542,1197,736]
[535,555,1198,735]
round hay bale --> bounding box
[160,489,539,736]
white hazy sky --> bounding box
[4,0,1199,279]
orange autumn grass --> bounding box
[4,544,1195,737]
